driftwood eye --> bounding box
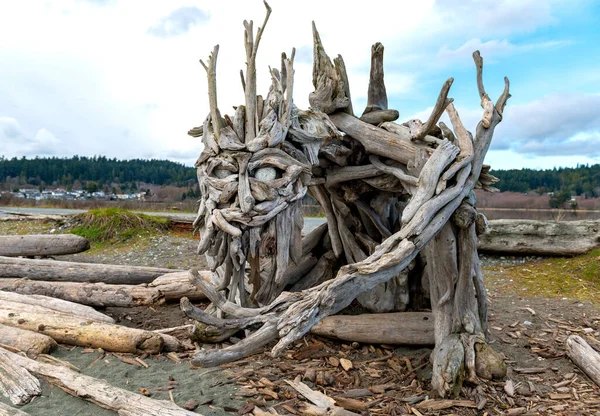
[253,166,281,181]
[213,168,236,179]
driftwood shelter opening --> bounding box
[185,2,510,397]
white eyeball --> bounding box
[214,169,234,179]
[254,167,277,181]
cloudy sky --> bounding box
[1,0,599,170]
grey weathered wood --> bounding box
[363,42,387,115]
[0,234,89,257]
[0,324,56,358]
[309,186,343,258]
[243,2,271,142]
[478,219,600,256]
[408,78,454,142]
[0,348,41,405]
[149,271,209,301]
[325,164,380,188]
[0,256,183,284]
[0,279,163,307]
[566,335,600,388]
[0,347,198,416]
[200,45,223,142]
[311,312,434,345]
[309,23,350,114]
[402,141,460,224]
[291,251,336,291]
[0,291,114,323]
[328,112,428,165]
[424,223,458,344]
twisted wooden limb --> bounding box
[363,43,387,114]
[438,121,455,142]
[329,112,428,165]
[333,55,353,116]
[369,155,417,193]
[309,185,343,258]
[243,1,272,142]
[402,140,460,224]
[360,42,399,125]
[436,103,474,194]
[309,23,350,114]
[200,45,222,141]
[408,78,454,141]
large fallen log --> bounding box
[0,256,183,285]
[0,324,57,358]
[310,312,434,345]
[566,335,600,388]
[0,279,163,307]
[149,271,210,301]
[0,347,197,416]
[0,348,41,405]
[0,234,89,257]
[0,272,211,307]
[0,309,164,354]
[478,219,600,256]
[0,291,113,323]
[0,401,30,416]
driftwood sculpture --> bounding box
[184,2,510,397]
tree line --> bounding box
[2,156,599,202]
[491,164,600,198]
[0,156,196,189]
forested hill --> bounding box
[0,156,196,188]
[1,156,599,196]
[491,164,600,197]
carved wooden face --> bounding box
[194,104,344,305]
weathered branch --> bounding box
[243,1,272,142]
[309,22,350,113]
[409,78,454,141]
[200,45,222,141]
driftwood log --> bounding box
[0,279,163,307]
[0,309,164,354]
[479,219,600,256]
[183,3,510,398]
[0,324,57,358]
[0,347,197,416]
[310,312,434,345]
[0,291,113,323]
[0,401,30,416]
[0,234,89,257]
[0,272,210,307]
[149,271,210,301]
[0,257,182,284]
[0,349,41,406]
[566,335,600,388]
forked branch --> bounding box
[409,78,454,141]
[243,1,272,142]
[200,45,222,140]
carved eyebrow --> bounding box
[248,148,311,172]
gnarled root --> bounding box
[431,333,506,397]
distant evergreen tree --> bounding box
[0,156,196,188]
[491,164,600,198]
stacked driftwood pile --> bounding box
[0,231,211,414]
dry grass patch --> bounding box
[485,249,600,303]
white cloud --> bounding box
[407,92,600,163]
[147,6,210,38]
[0,117,64,157]
[0,0,593,169]
[437,38,570,64]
